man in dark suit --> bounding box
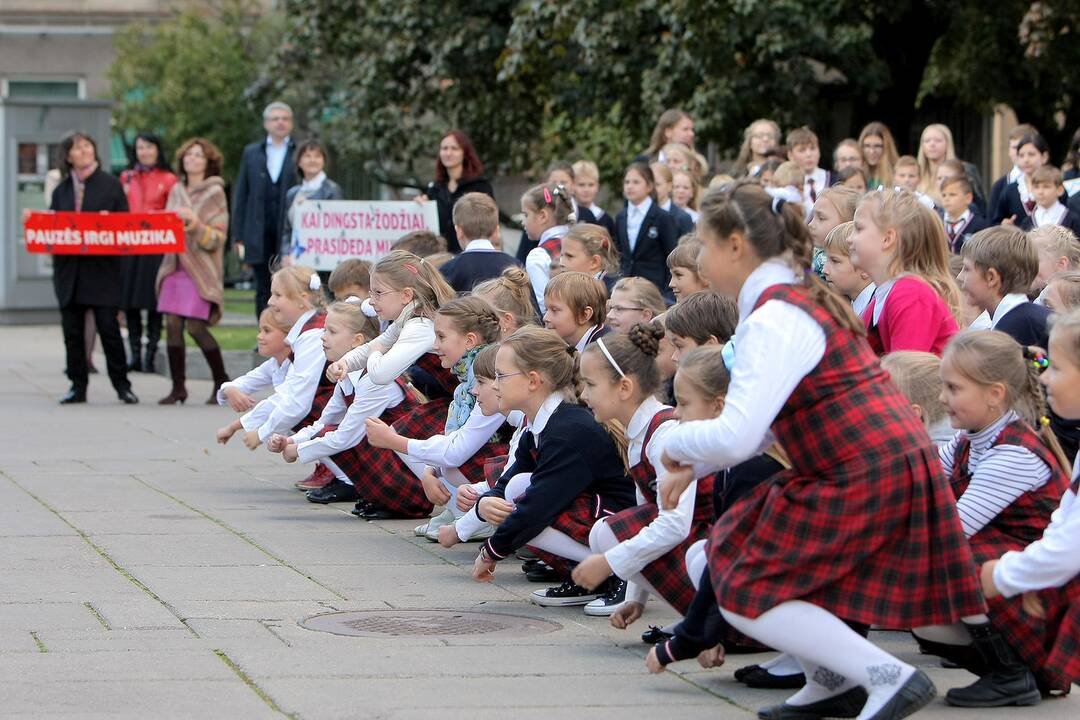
[232,102,298,318]
[48,131,137,404]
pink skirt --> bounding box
[157,268,211,320]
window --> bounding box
[5,80,82,99]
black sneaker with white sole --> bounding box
[583,577,627,616]
[531,578,603,607]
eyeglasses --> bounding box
[608,305,645,314]
[369,287,399,299]
[494,370,524,382]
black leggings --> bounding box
[164,313,220,353]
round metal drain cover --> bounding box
[300,610,561,638]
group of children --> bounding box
[208,147,1080,717]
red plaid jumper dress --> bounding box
[287,312,336,433]
[707,284,986,626]
[950,421,1073,690]
[605,408,716,615]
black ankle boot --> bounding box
[913,634,989,675]
[945,623,1041,707]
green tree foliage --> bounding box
[266,0,1080,183]
[108,1,283,178]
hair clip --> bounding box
[404,263,420,275]
[308,274,322,291]
[543,187,553,205]
[771,196,785,215]
[1040,415,1051,427]
[1025,348,1050,370]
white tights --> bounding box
[588,518,655,606]
[722,601,915,719]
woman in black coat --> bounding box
[49,131,137,405]
[418,129,494,253]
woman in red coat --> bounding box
[120,133,177,372]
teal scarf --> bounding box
[445,345,486,432]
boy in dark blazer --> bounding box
[1025,165,1080,236]
[48,131,137,404]
[959,226,1050,348]
[615,163,678,304]
[232,102,298,318]
[940,176,990,254]
[438,193,520,292]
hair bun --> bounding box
[627,322,663,357]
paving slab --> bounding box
[0,325,1076,719]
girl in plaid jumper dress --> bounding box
[569,324,714,619]
[660,182,985,720]
[243,266,332,452]
[980,311,1080,699]
[324,250,457,519]
[363,297,513,537]
[267,300,417,504]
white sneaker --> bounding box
[583,578,627,617]
[415,508,454,538]
[452,523,495,543]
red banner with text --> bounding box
[23,212,185,255]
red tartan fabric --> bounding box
[708,284,986,627]
[457,441,510,485]
[484,454,509,488]
[411,352,458,395]
[950,421,1073,690]
[334,387,441,518]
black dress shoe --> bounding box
[306,479,359,504]
[757,686,868,720]
[739,665,807,688]
[118,389,139,404]
[59,388,87,404]
[641,625,674,644]
[359,502,397,520]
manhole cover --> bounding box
[299,610,561,638]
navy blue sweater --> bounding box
[479,402,633,560]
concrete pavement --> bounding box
[1,324,1075,718]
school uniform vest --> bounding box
[949,420,1068,562]
[288,312,336,431]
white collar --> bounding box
[575,325,600,353]
[871,277,898,326]
[630,196,653,215]
[286,309,317,346]
[1008,165,1022,183]
[736,258,798,325]
[589,203,606,218]
[963,410,1018,455]
[969,310,993,330]
[539,225,568,244]
[806,167,827,186]
[626,396,671,445]
[660,199,673,212]
[852,282,877,318]
[1034,202,1067,226]
[462,239,496,253]
[266,135,290,147]
[300,172,326,193]
[945,208,972,225]
[529,392,565,439]
[991,293,1030,327]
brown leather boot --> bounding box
[158,346,188,404]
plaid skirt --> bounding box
[527,492,620,577]
[708,446,987,627]
[334,397,447,518]
[971,536,1080,691]
[607,503,711,616]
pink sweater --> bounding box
[862,275,958,356]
